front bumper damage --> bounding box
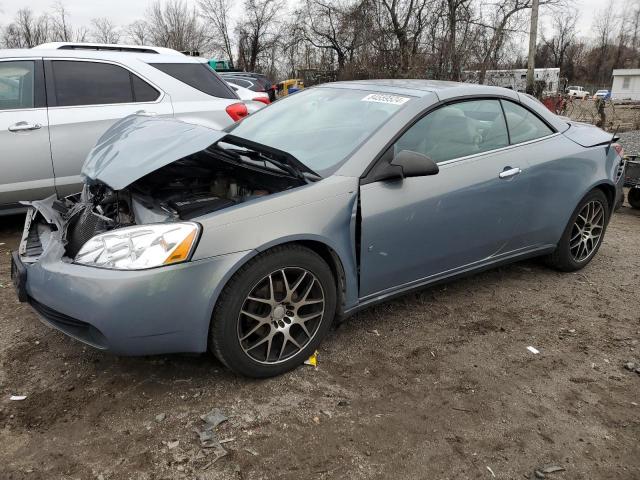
[11,197,252,355]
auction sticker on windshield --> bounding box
[361,93,410,105]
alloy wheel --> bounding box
[570,200,605,262]
[237,267,325,364]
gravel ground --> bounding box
[0,206,639,480]
[618,130,640,156]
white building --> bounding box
[463,68,560,94]
[611,69,640,100]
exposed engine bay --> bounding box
[41,145,308,259]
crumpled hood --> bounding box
[82,115,226,190]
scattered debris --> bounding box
[312,416,320,424]
[367,329,380,336]
[534,470,546,479]
[305,350,319,367]
[623,362,636,371]
[155,413,166,423]
[244,447,259,456]
[486,466,496,477]
[10,395,26,401]
[167,440,180,449]
[200,408,227,428]
[321,410,333,418]
[541,465,565,474]
[337,400,350,407]
[194,408,230,464]
[527,346,540,355]
[219,437,236,444]
[452,407,473,413]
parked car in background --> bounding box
[0,44,250,215]
[566,85,591,98]
[12,80,624,377]
[220,72,277,102]
[594,89,611,100]
[225,79,270,106]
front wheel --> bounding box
[210,245,336,378]
[546,190,609,272]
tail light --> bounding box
[226,102,248,121]
[252,97,270,105]
[613,143,624,158]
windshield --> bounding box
[226,87,411,176]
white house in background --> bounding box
[611,69,640,100]
[463,68,560,94]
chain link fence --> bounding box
[552,98,640,132]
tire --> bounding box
[628,187,640,209]
[210,245,337,378]
[546,189,609,272]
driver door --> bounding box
[359,98,529,298]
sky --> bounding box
[0,0,626,43]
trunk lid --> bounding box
[562,120,615,148]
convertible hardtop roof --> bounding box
[319,79,569,133]
[322,79,517,98]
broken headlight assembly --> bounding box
[74,222,200,270]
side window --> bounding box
[131,75,160,102]
[0,61,35,110]
[150,63,237,99]
[394,99,509,164]
[501,100,553,144]
[51,61,159,107]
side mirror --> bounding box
[390,150,439,178]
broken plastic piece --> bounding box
[305,350,319,367]
[527,346,540,354]
[10,395,27,401]
[200,408,228,429]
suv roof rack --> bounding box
[33,42,185,56]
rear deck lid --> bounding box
[562,120,614,148]
[82,115,225,190]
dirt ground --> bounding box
[0,206,639,480]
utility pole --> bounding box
[526,0,540,95]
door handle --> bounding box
[8,122,42,132]
[499,167,522,179]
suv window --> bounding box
[0,61,35,110]
[501,100,553,144]
[226,78,253,89]
[51,60,159,107]
[151,63,237,99]
[394,99,509,163]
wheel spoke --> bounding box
[238,267,325,364]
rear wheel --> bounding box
[210,245,336,378]
[628,187,640,209]
[546,190,609,272]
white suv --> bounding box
[0,43,252,214]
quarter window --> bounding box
[151,63,237,99]
[51,61,159,107]
[394,99,509,163]
[0,61,35,110]
[501,100,553,144]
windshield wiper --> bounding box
[221,134,321,182]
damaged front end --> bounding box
[19,116,313,270]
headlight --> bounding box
[74,222,200,270]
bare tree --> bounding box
[236,0,283,71]
[299,0,368,76]
[146,0,208,51]
[126,20,149,45]
[91,17,121,43]
[198,0,235,65]
[2,8,50,48]
[541,11,576,69]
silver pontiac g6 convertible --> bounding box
[12,80,625,377]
